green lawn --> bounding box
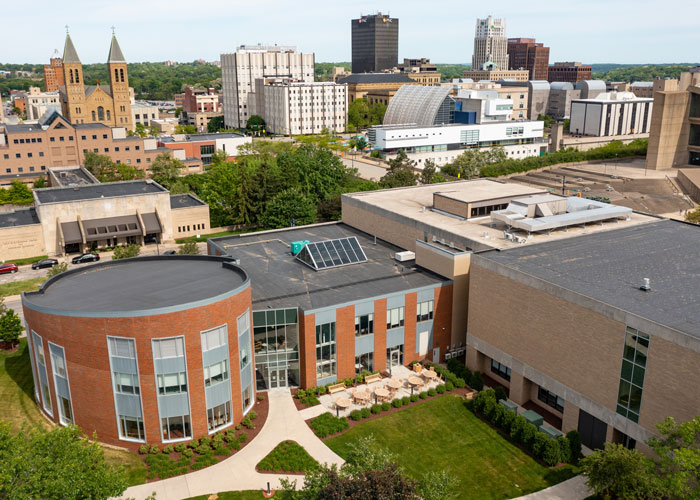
[0,277,47,297]
[0,339,148,486]
[9,255,48,266]
[185,492,274,500]
[256,440,319,473]
[325,395,578,500]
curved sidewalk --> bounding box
[119,389,344,500]
[513,475,590,500]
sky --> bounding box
[2,0,699,65]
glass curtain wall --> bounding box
[252,308,300,390]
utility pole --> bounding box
[561,175,566,196]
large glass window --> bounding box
[355,313,374,336]
[490,359,511,381]
[253,308,300,390]
[201,327,226,351]
[152,338,185,358]
[108,336,144,442]
[207,401,231,431]
[161,415,191,441]
[616,327,649,423]
[417,300,434,322]
[355,352,374,374]
[387,306,404,330]
[538,386,564,412]
[114,372,140,395]
[204,360,229,387]
[157,372,187,394]
[238,312,251,369]
[32,332,52,416]
[49,342,73,425]
[315,322,337,379]
[120,416,145,441]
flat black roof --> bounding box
[209,223,448,311]
[35,180,167,204]
[170,193,206,209]
[477,219,700,339]
[23,255,248,315]
[0,207,40,228]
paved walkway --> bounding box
[118,389,344,500]
[512,475,590,500]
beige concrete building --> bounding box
[461,69,529,82]
[391,58,442,86]
[338,73,420,103]
[472,16,508,72]
[131,101,160,127]
[25,87,62,120]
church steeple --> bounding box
[62,30,87,124]
[63,33,81,64]
[107,33,126,63]
[108,29,132,129]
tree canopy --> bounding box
[347,98,387,131]
[379,150,418,189]
[0,180,34,205]
[83,152,145,183]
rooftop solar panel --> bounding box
[296,236,368,271]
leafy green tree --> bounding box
[355,137,368,151]
[0,422,127,500]
[207,115,225,133]
[648,416,700,499]
[347,98,387,130]
[379,149,418,188]
[419,159,438,184]
[178,241,200,254]
[112,244,140,260]
[417,470,459,500]
[0,309,23,346]
[47,262,68,278]
[83,152,144,182]
[5,180,34,205]
[32,177,47,189]
[174,124,196,134]
[148,153,184,189]
[580,443,662,500]
[441,147,507,179]
[245,115,266,135]
[261,188,316,229]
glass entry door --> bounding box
[269,368,287,389]
[388,347,402,369]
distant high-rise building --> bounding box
[220,45,315,128]
[548,62,592,83]
[44,50,65,92]
[472,16,508,71]
[507,38,550,81]
[351,13,399,73]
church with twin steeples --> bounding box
[58,31,133,129]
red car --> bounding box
[0,263,18,274]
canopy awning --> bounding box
[60,221,82,244]
[140,212,162,234]
[82,214,142,242]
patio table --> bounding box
[386,378,402,390]
[353,391,370,404]
[336,397,352,416]
[408,375,423,386]
[422,370,438,380]
[374,387,390,403]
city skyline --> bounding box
[1,0,699,65]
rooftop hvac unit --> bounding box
[395,251,415,262]
[290,240,309,255]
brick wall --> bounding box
[336,305,355,381]
[373,298,388,372]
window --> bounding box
[417,300,434,322]
[201,326,226,351]
[355,352,374,374]
[114,372,140,394]
[538,386,564,412]
[490,359,511,381]
[110,337,136,358]
[161,415,191,441]
[355,313,374,336]
[39,152,44,157]
[243,386,251,409]
[315,322,337,379]
[207,401,231,431]
[59,136,65,142]
[238,312,251,369]
[152,337,185,358]
[115,147,120,152]
[616,327,649,423]
[157,372,187,394]
[92,135,97,140]
[120,416,145,441]
[27,152,33,158]
[203,360,229,386]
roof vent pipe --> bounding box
[640,278,651,291]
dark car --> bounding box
[32,259,59,270]
[0,263,18,274]
[71,253,100,264]
[162,250,177,255]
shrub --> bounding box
[355,374,364,384]
[212,434,224,447]
[522,423,538,448]
[532,432,549,457]
[199,436,212,447]
[349,410,363,421]
[392,399,403,408]
[510,415,528,442]
[138,444,149,455]
[214,445,228,456]
[178,241,200,255]
[301,394,320,407]
[445,381,454,392]
[318,385,328,395]
[247,410,258,421]
[296,389,307,399]
[436,384,446,394]
[162,444,174,454]
[149,445,160,455]
[483,398,497,421]
[501,409,516,434]
[419,391,428,399]
[427,387,436,396]
[360,408,371,419]
[182,448,194,458]
[454,377,466,388]
[371,404,382,414]
[470,371,484,391]
[241,416,255,429]
[235,424,241,431]
[224,429,237,443]
[257,394,265,401]
[174,443,187,453]
[410,394,419,402]
[542,437,562,466]
[557,436,572,464]
[310,412,349,438]
[566,430,582,463]
[188,440,199,449]
[238,433,248,443]
[228,440,241,451]
[401,396,411,406]
[112,244,140,260]
[344,378,354,387]
[494,386,508,402]
[491,403,506,427]
[196,443,211,455]
[381,402,391,411]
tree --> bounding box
[347,98,387,131]
[32,177,47,189]
[419,159,437,184]
[245,115,266,135]
[174,124,196,135]
[112,244,140,260]
[355,136,368,151]
[441,146,507,180]
[261,188,316,229]
[207,115,225,133]
[83,152,144,183]
[148,153,184,189]
[5,180,34,205]
[0,309,23,347]
[178,241,200,254]
[580,443,662,500]
[417,470,458,500]
[0,422,127,500]
[648,416,700,499]
[379,150,418,188]
[47,262,68,278]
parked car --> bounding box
[71,253,100,264]
[0,263,18,274]
[162,250,177,255]
[31,258,59,270]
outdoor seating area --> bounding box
[316,365,445,417]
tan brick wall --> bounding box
[341,201,424,252]
[433,194,468,218]
[172,205,211,239]
[0,223,45,260]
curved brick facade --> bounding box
[22,256,255,449]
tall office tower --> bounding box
[351,12,399,74]
[507,38,550,80]
[44,49,65,92]
[220,45,315,128]
[472,16,508,71]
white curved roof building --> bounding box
[383,85,455,127]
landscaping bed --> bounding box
[138,393,269,481]
[292,370,384,410]
[255,440,319,473]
